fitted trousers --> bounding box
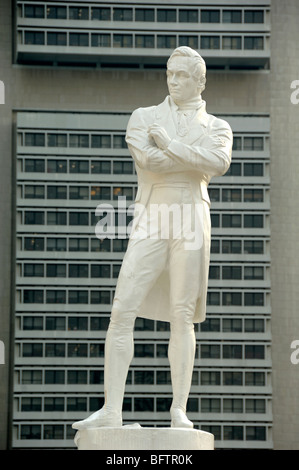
[104,185,202,413]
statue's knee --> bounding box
[109,306,136,331]
[170,308,194,333]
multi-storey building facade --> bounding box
[1,0,299,450]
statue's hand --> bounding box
[148,124,171,150]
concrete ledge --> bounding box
[74,425,214,450]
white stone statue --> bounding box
[72,46,233,431]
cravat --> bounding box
[177,109,196,137]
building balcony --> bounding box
[15,1,271,69]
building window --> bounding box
[24,237,44,251]
[201,36,220,50]
[222,240,242,254]
[245,10,264,24]
[91,186,111,200]
[157,35,177,49]
[245,372,265,386]
[22,370,42,384]
[222,214,242,228]
[69,33,89,47]
[25,211,44,225]
[69,186,89,200]
[23,343,43,357]
[91,161,111,174]
[24,263,44,277]
[244,266,264,280]
[245,345,265,359]
[201,398,221,413]
[45,370,65,384]
[47,32,67,46]
[201,10,220,23]
[223,36,242,50]
[24,5,44,18]
[23,316,43,330]
[91,134,111,148]
[69,264,88,278]
[201,371,220,386]
[244,36,264,50]
[24,31,45,45]
[69,134,89,147]
[91,34,111,47]
[222,188,242,202]
[244,137,264,150]
[135,35,155,48]
[244,189,263,203]
[201,344,220,359]
[224,426,243,441]
[47,160,67,173]
[46,290,66,304]
[47,238,66,251]
[244,214,263,228]
[113,34,133,48]
[223,10,242,23]
[113,8,133,22]
[47,186,67,199]
[68,291,88,304]
[113,161,133,175]
[21,425,41,440]
[46,317,65,331]
[69,238,88,252]
[157,9,177,22]
[24,159,44,172]
[69,7,89,20]
[47,133,67,147]
[222,266,242,280]
[46,264,66,278]
[91,7,110,21]
[223,398,243,413]
[25,133,45,146]
[179,9,198,23]
[69,160,89,174]
[69,212,89,226]
[45,343,65,357]
[44,425,64,440]
[179,36,198,49]
[223,344,242,359]
[245,319,265,333]
[244,240,264,254]
[246,426,266,441]
[222,292,242,306]
[24,185,44,199]
[47,6,66,19]
[223,371,242,386]
[244,292,264,306]
[135,9,155,22]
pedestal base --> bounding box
[74,424,214,450]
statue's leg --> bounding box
[168,236,201,428]
[72,237,167,430]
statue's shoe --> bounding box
[72,408,122,430]
[170,407,193,429]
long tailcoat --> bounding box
[124,96,233,323]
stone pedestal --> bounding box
[74,425,214,450]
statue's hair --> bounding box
[167,46,206,93]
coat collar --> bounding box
[155,95,209,144]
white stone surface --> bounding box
[74,425,214,450]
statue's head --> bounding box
[166,46,206,105]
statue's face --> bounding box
[166,56,199,104]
